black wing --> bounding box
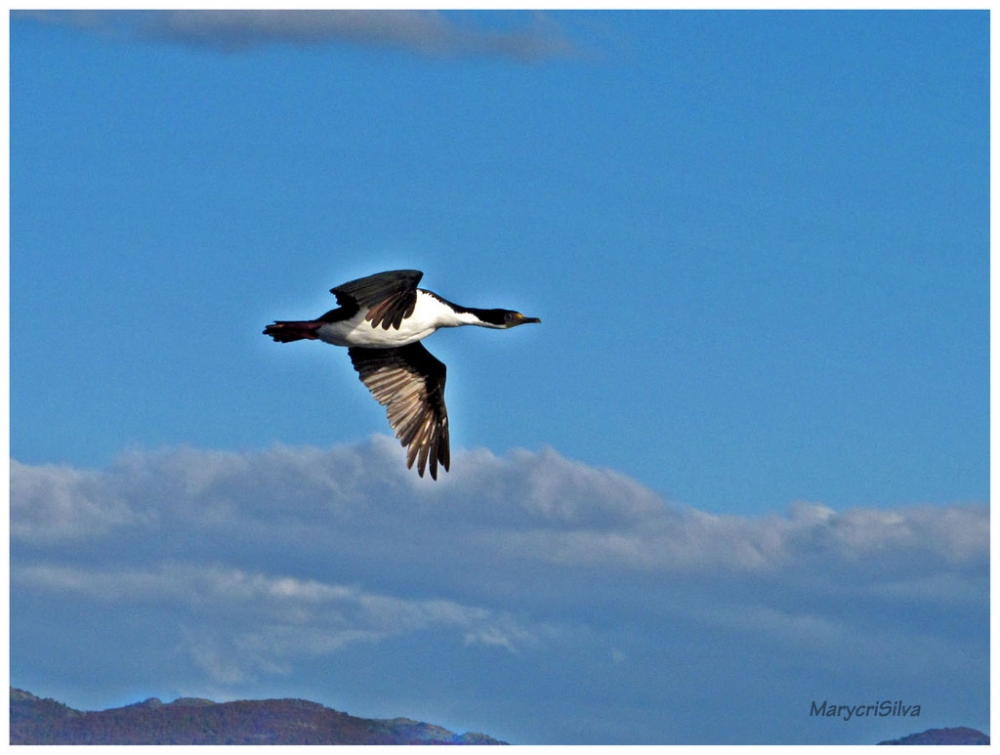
[348,342,450,480]
[331,270,423,330]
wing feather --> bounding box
[331,270,422,330]
[348,343,450,479]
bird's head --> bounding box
[474,309,542,329]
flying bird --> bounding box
[263,269,540,480]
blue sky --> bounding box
[9,10,989,745]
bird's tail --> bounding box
[263,320,323,343]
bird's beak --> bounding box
[516,314,541,325]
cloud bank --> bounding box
[10,438,989,744]
[16,10,579,60]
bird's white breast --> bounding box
[315,290,473,348]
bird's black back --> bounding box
[326,269,424,329]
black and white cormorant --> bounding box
[263,269,540,480]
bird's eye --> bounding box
[506,312,520,324]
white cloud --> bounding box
[11,438,987,589]
[13,558,538,687]
[9,440,989,743]
[14,439,986,574]
[15,10,579,60]
[10,459,148,541]
[13,560,527,642]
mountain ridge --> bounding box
[9,687,507,745]
[877,726,989,745]
[11,688,988,745]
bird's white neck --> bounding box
[416,290,496,328]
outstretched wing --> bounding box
[348,342,450,480]
[331,270,423,330]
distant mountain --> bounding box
[878,727,989,745]
[10,687,507,745]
